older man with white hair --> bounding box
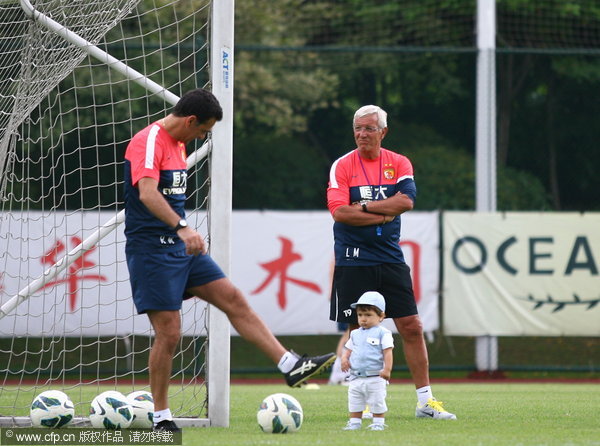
[327,105,456,420]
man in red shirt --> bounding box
[124,89,335,431]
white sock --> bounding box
[153,408,173,425]
[372,417,385,425]
[349,417,361,426]
[416,385,433,405]
[277,351,297,373]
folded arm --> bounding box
[332,192,414,227]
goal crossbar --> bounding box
[18,0,180,106]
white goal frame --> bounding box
[0,0,234,428]
[206,0,234,428]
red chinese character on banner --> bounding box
[251,236,322,310]
[40,236,108,311]
[0,272,4,294]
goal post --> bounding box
[0,0,232,428]
[206,0,234,429]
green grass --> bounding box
[197,383,599,446]
[3,383,599,445]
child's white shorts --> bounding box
[347,376,388,414]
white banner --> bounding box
[0,213,153,337]
[443,212,600,336]
[232,211,440,335]
[0,211,440,337]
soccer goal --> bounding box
[0,0,233,428]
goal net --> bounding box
[0,0,232,428]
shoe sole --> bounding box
[415,412,457,420]
[289,355,336,388]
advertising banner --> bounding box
[232,211,440,335]
[0,213,151,337]
[0,211,440,337]
[443,212,600,336]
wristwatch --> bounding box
[173,218,188,231]
[360,200,369,212]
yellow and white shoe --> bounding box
[415,398,457,420]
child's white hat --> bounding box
[350,291,385,313]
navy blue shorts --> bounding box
[126,249,226,314]
[329,263,418,323]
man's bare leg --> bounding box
[147,310,181,412]
[189,278,286,363]
[393,315,430,389]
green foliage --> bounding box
[232,0,600,211]
[403,146,475,210]
[552,56,600,81]
[498,166,552,211]
[8,0,599,212]
[233,134,330,210]
[401,145,551,211]
[292,0,474,47]
[499,0,600,19]
[231,122,551,211]
[234,0,340,136]
[234,54,339,136]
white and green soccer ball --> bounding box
[30,390,75,428]
[127,390,154,428]
[257,393,303,433]
[89,391,133,429]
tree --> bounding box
[232,0,600,211]
[496,0,600,209]
[234,0,340,136]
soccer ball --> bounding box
[257,393,303,433]
[30,390,75,428]
[89,391,133,429]
[127,390,154,428]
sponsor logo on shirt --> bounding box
[162,171,187,195]
[162,187,186,195]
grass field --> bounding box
[200,382,598,446]
[3,382,598,445]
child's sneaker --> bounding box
[342,420,362,430]
[366,423,386,431]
